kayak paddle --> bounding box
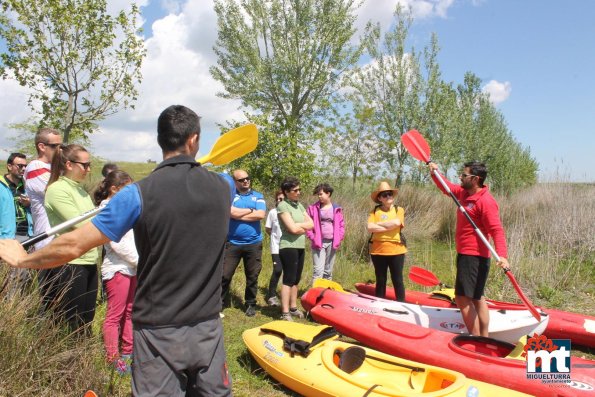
[401,129,541,321]
[408,266,447,287]
[22,124,259,249]
[21,207,102,250]
[197,123,258,166]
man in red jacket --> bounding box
[429,161,509,337]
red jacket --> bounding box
[432,173,508,259]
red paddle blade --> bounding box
[504,270,541,321]
[402,130,431,163]
[408,266,441,287]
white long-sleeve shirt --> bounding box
[100,199,138,280]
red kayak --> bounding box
[309,298,595,397]
[355,282,595,348]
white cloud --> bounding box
[1,0,456,164]
[357,0,455,33]
[482,80,512,105]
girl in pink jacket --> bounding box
[306,183,345,284]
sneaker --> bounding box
[289,308,304,319]
[245,305,256,317]
[267,296,280,307]
[113,358,130,376]
[280,312,293,321]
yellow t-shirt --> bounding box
[368,206,407,256]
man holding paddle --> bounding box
[429,161,509,338]
[0,105,233,396]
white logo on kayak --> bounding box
[439,321,466,330]
[349,305,378,314]
[568,380,594,391]
[263,340,283,357]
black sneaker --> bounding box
[245,305,256,317]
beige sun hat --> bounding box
[370,181,399,204]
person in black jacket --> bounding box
[0,105,233,396]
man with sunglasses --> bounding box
[24,128,63,251]
[429,161,509,338]
[221,169,266,317]
[1,153,33,241]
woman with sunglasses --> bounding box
[44,144,99,335]
[277,177,313,321]
[367,181,407,302]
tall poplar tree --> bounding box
[211,0,362,184]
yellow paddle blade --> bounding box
[197,123,258,166]
[313,278,345,292]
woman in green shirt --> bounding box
[44,144,99,334]
[277,176,313,321]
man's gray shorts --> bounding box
[132,316,232,397]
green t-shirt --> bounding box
[277,199,307,249]
[45,176,99,265]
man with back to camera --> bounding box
[0,105,233,396]
[429,161,509,338]
[220,169,266,317]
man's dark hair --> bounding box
[101,163,118,177]
[7,152,26,165]
[465,161,487,187]
[280,176,300,194]
[313,183,333,196]
[157,105,201,152]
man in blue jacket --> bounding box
[220,169,266,317]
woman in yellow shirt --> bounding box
[367,181,407,301]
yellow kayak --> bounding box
[243,321,533,397]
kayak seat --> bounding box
[337,346,366,374]
[506,335,528,361]
[430,288,456,303]
[260,321,338,357]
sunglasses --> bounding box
[235,177,250,183]
[11,164,27,169]
[460,173,477,179]
[43,142,61,148]
[378,191,394,199]
[72,161,92,170]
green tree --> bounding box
[454,72,538,191]
[219,113,317,190]
[211,0,362,182]
[347,6,451,185]
[0,0,145,143]
[319,104,378,188]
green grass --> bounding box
[1,162,593,395]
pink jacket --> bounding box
[306,202,346,250]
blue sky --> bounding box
[407,0,595,182]
[1,0,593,182]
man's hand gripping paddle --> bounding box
[401,130,541,321]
